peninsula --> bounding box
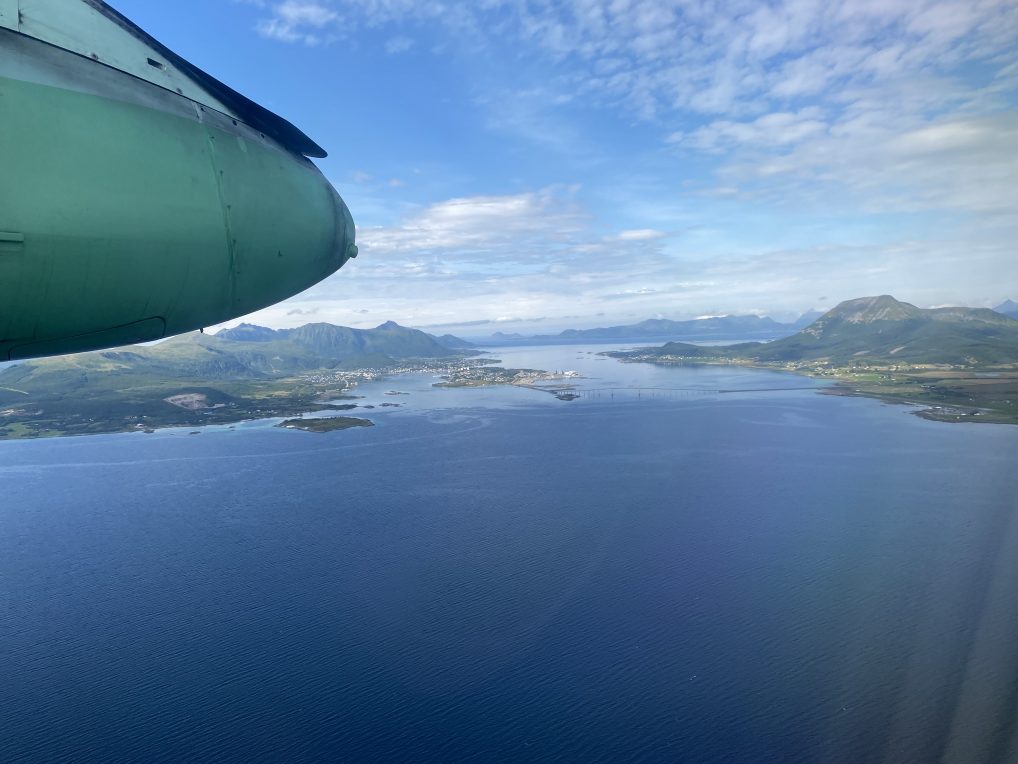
[607,296,1018,424]
[0,321,500,439]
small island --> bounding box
[434,367,580,389]
[276,416,374,433]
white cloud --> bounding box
[708,111,1018,214]
[616,229,667,241]
[679,108,829,152]
[256,1,338,45]
[248,1,1018,215]
[385,35,414,54]
[357,187,589,258]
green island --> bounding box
[277,416,374,433]
[434,366,579,390]
[606,296,1018,425]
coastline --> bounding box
[606,354,1018,425]
[0,361,575,441]
[5,346,1016,440]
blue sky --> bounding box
[118,0,1018,334]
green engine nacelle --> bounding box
[0,1,356,360]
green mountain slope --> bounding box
[434,333,476,349]
[739,296,1018,365]
[606,296,1018,425]
[0,322,469,394]
[0,321,476,438]
[217,320,463,359]
[625,296,1018,367]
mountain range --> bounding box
[0,322,472,392]
[215,321,472,361]
[636,296,1018,366]
[479,302,1018,346]
[479,312,821,345]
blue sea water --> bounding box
[2,346,1018,763]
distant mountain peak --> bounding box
[216,323,279,342]
[792,309,824,328]
[803,296,916,338]
[826,295,923,323]
[771,295,1018,363]
[376,320,403,330]
[994,299,1018,318]
[435,333,476,349]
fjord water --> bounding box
[2,346,1018,763]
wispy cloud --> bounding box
[706,110,1018,215]
[385,35,414,54]
[255,0,337,45]
[233,0,1018,329]
[357,187,589,259]
[615,229,667,242]
[251,1,1017,210]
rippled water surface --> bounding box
[2,346,1017,762]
